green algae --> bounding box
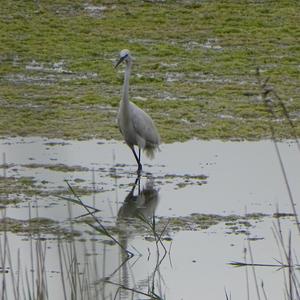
[0,217,81,237]
[0,174,98,208]
[0,176,37,198]
[163,173,208,188]
[91,212,268,239]
[0,1,299,142]
[158,212,267,235]
[23,163,89,172]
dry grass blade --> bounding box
[256,68,300,235]
[224,288,231,300]
[272,218,300,300]
[64,180,134,258]
[106,279,162,300]
[57,195,100,213]
[229,261,295,269]
[288,232,293,300]
[248,240,261,300]
[261,280,268,300]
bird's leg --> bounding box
[125,175,140,202]
[131,147,142,173]
[133,175,141,195]
[137,148,142,174]
[138,148,141,162]
[138,148,142,176]
[137,175,141,194]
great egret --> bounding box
[115,49,160,173]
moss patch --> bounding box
[0,174,98,206]
[0,217,80,237]
[0,175,37,198]
[23,163,89,172]
[163,173,208,188]
[97,212,267,240]
[158,212,267,234]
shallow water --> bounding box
[0,137,300,299]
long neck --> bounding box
[122,60,132,104]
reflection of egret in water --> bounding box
[116,175,160,299]
[118,176,159,222]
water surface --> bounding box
[0,137,299,299]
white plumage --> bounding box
[115,49,160,173]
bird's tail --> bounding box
[144,144,160,160]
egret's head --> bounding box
[115,49,131,68]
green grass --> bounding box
[0,0,299,142]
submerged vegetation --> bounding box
[0,1,299,141]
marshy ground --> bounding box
[0,1,300,141]
[1,1,300,299]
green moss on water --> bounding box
[0,173,97,207]
[0,176,37,196]
[104,212,268,237]
[23,163,89,172]
[0,198,21,206]
[158,213,267,234]
[0,1,299,141]
[0,217,81,237]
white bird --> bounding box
[115,49,160,173]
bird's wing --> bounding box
[117,116,123,135]
[130,102,160,145]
